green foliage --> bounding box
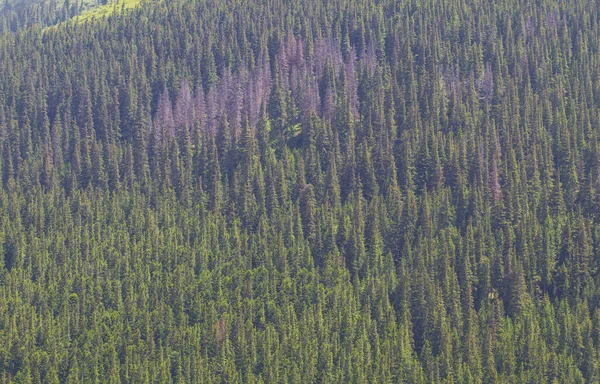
[0,0,599,382]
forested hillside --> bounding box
[0,0,600,382]
[0,0,132,33]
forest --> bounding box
[0,0,600,382]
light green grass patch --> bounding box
[73,0,141,23]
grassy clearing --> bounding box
[73,0,141,23]
[40,0,142,34]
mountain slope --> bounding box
[0,0,600,382]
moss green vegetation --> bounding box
[0,0,600,382]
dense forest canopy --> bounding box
[0,0,600,382]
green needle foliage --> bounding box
[0,0,599,382]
